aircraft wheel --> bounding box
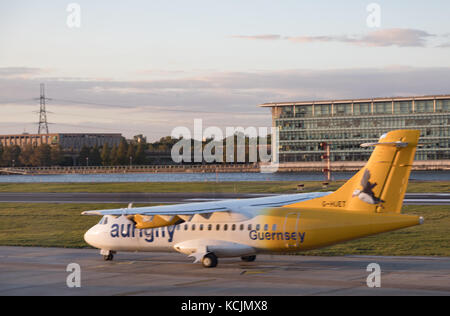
[103,253,114,261]
[241,255,256,262]
[202,253,218,268]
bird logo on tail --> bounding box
[352,169,385,206]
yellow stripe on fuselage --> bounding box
[253,208,421,253]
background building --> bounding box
[260,95,450,162]
[0,133,123,151]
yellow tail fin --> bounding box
[284,130,420,213]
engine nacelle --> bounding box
[174,239,255,258]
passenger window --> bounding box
[104,217,108,225]
[216,224,220,231]
[248,224,252,231]
[191,224,196,231]
[264,224,268,231]
[199,224,204,231]
[272,224,277,231]
[256,224,260,231]
[231,224,236,231]
[240,224,244,231]
[208,224,212,231]
[224,224,228,231]
[184,224,188,231]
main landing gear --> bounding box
[241,255,256,262]
[200,253,257,268]
[202,253,218,268]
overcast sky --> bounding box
[1,1,450,140]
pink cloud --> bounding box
[234,28,436,47]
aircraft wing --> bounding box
[81,192,330,229]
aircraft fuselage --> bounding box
[85,207,421,256]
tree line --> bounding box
[0,144,64,167]
[0,139,147,167]
[0,134,271,167]
[79,139,147,166]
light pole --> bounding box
[129,156,133,167]
[86,157,89,167]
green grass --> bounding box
[0,181,448,193]
[0,203,131,248]
[0,203,449,256]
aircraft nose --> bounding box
[84,227,94,246]
[84,225,102,248]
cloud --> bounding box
[1,66,450,139]
[231,34,282,41]
[354,28,434,47]
[437,42,450,48]
[2,67,450,107]
[234,28,436,48]
[0,67,46,78]
[286,35,336,44]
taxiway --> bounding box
[0,246,449,296]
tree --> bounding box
[135,142,147,165]
[19,145,34,167]
[101,143,111,166]
[89,145,102,166]
[78,146,91,166]
[116,139,128,165]
[30,144,52,167]
[110,144,118,165]
[126,144,135,166]
[2,145,22,167]
[50,145,64,166]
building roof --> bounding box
[259,94,450,107]
[0,133,122,138]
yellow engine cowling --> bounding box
[133,214,183,229]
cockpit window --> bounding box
[98,216,109,225]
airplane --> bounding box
[83,129,424,268]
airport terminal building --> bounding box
[260,95,450,163]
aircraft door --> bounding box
[283,212,300,249]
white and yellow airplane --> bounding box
[83,129,423,268]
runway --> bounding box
[0,192,268,204]
[0,246,449,296]
[0,192,449,205]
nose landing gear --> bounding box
[101,250,116,261]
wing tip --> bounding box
[81,211,102,216]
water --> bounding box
[0,171,448,183]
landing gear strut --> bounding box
[202,253,218,268]
[241,255,256,262]
[103,254,114,261]
[101,250,116,261]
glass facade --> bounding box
[263,96,450,162]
